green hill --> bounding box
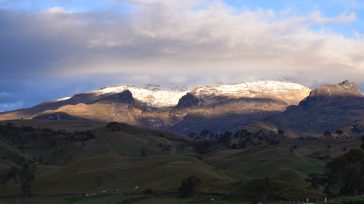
[0,119,355,203]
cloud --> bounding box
[0,102,24,112]
[168,76,188,84]
[0,0,363,111]
[46,6,66,14]
[310,11,357,24]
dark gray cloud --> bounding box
[0,0,363,111]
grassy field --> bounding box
[0,119,362,203]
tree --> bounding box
[278,129,284,136]
[0,166,17,188]
[324,149,364,196]
[19,162,36,198]
[106,122,128,132]
[324,131,332,137]
[217,131,232,146]
[199,130,210,137]
[352,124,363,135]
[188,132,196,139]
[306,173,327,191]
[336,130,344,137]
[248,178,275,203]
[194,141,211,155]
[140,148,147,157]
[179,176,202,198]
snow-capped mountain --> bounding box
[1,80,363,137]
[71,80,310,108]
[191,81,310,106]
[0,80,312,134]
[91,85,188,107]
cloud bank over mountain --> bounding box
[0,0,364,111]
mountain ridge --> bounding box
[0,80,311,135]
[263,80,364,137]
[4,80,364,137]
[65,80,311,108]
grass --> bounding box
[209,146,324,179]
[2,119,360,203]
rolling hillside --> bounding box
[1,119,357,203]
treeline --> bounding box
[0,123,95,150]
[191,129,283,158]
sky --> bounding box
[0,0,364,111]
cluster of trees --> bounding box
[324,130,349,138]
[157,143,172,153]
[191,129,281,147]
[106,122,130,132]
[352,124,364,135]
[0,123,96,151]
[307,148,364,196]
[0,161,37,198]
[323,124,364,138]
[192,129,281,158]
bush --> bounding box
[179,176,202,198]
[140,149,147,157]
[106,122,129,132]
[144,188,153,194]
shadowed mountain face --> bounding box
[170,97,286,134]
[176,92,200,109]
[0,81,312,135]
[266,81,364,137]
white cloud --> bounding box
[1,0,364,87]
[168,76,188,84]
[129,75,152,83]
[46,6,66,14]
[310,11,357,24]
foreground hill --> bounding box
[0,81,310,135]
[1,119,352,203]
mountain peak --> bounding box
[310,80,362,97]
[338,80,360,91]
